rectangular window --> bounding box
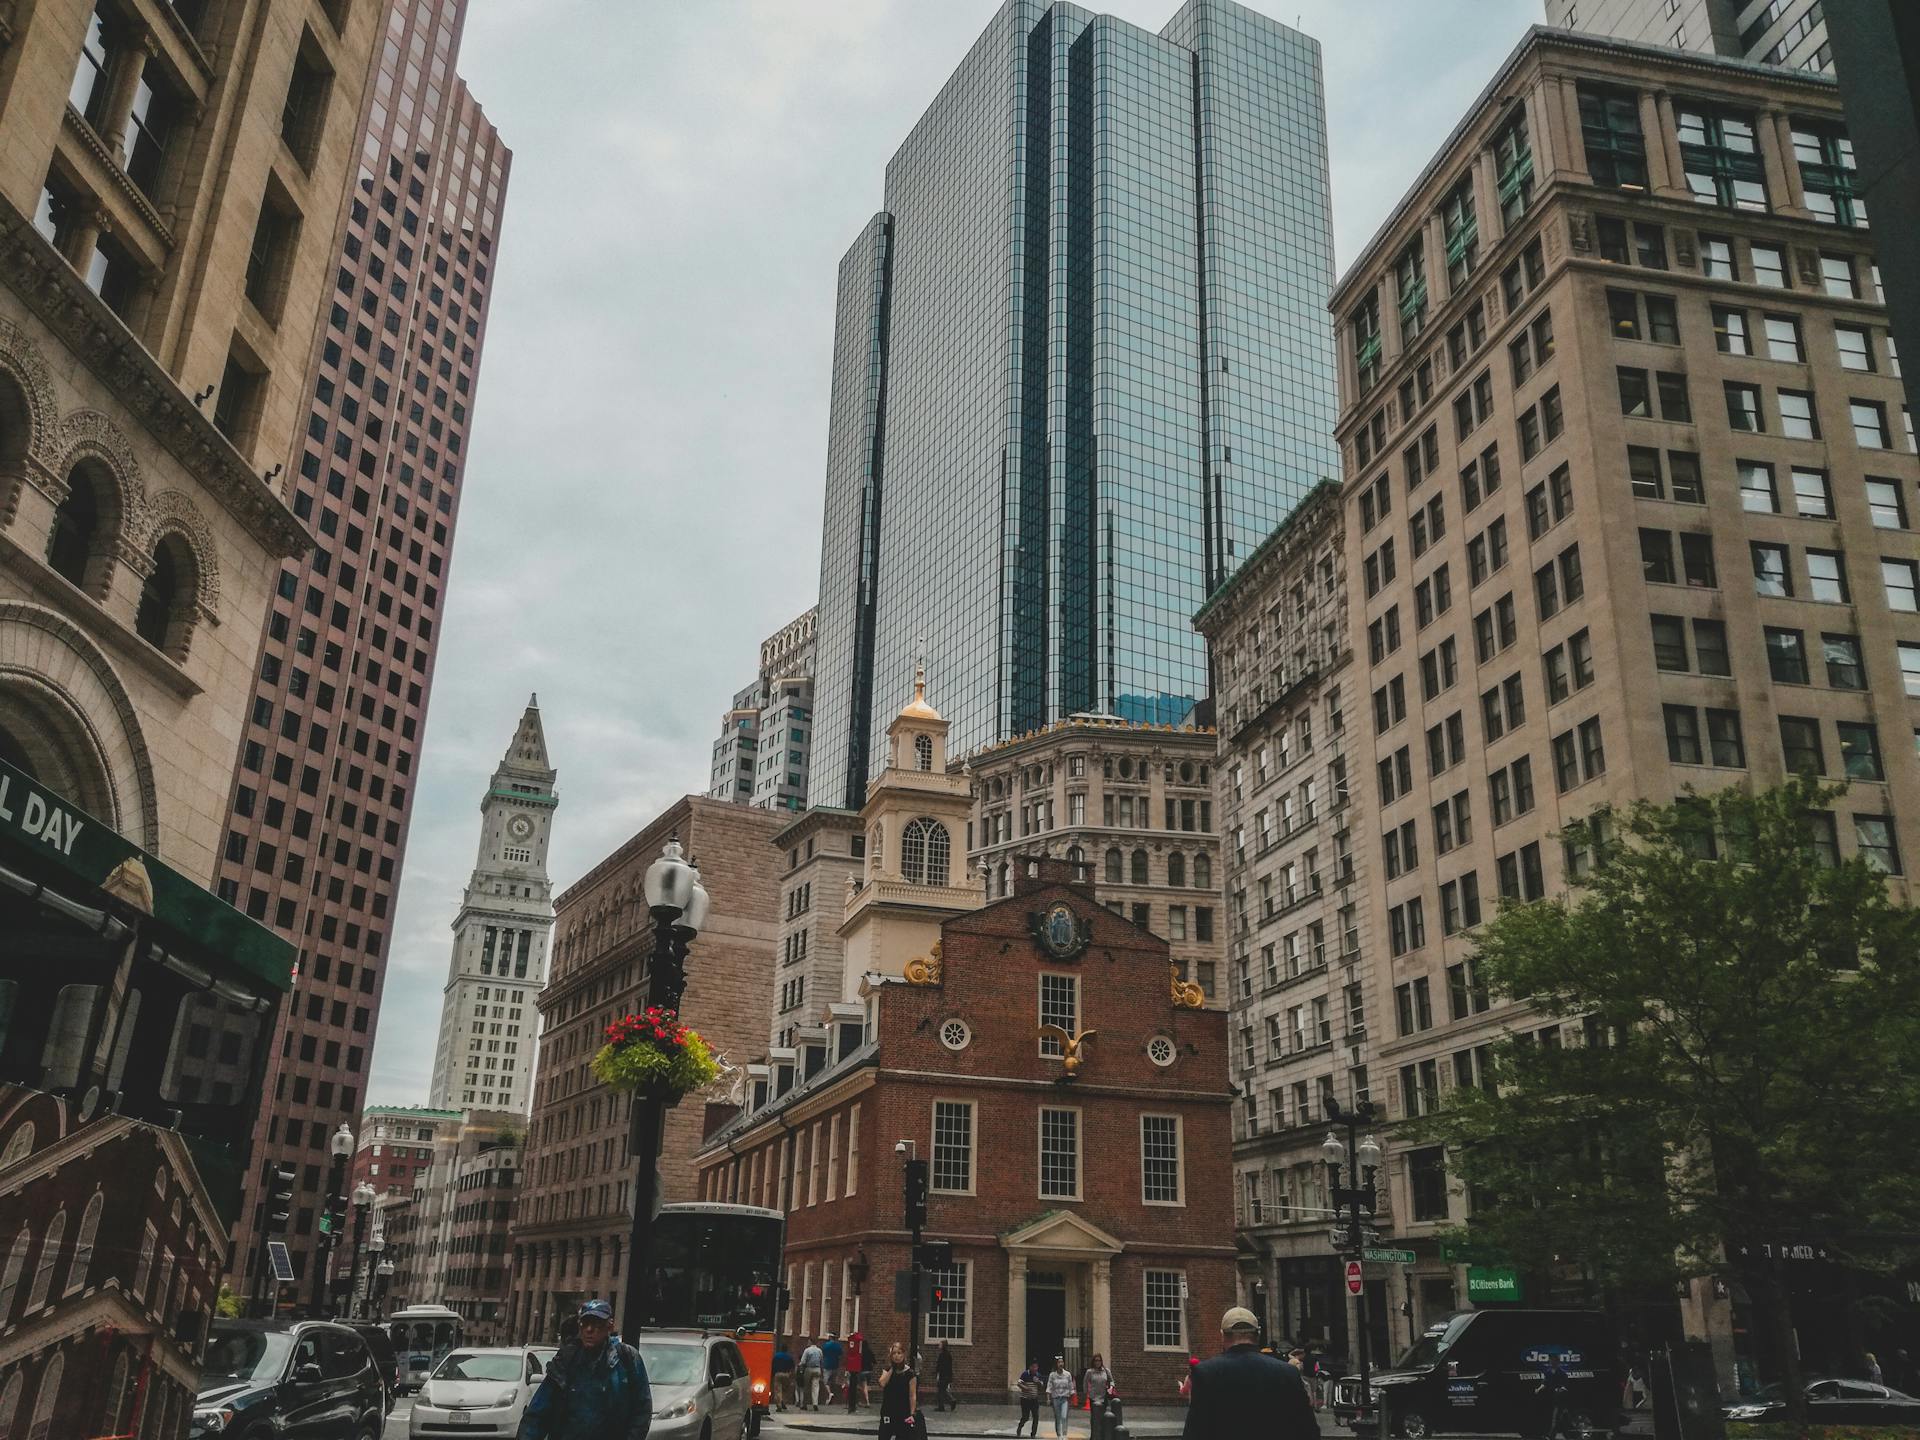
[1821,252,1858,299]
[1824,634,1867,689]
[1792,120,1863,226]
[1409,1147,1450,1221]
[1779,716,1824,775]
[1883,558,1920,613]
[932,1100,973,1194]
[1738,460,1778,513]
[1766,627,1808,684]
[1855,815,1901,874]
[1677,105,1767,210]
[1806,548,1847,602]
[925,1262,969,1342]
[1618,367,1650,418]
[1765,315,1804,363]
[1751,542,1791,597]
[1778,389,1818,440]
[1793,469,1833,519]
[1713,306,1750,355]
[1838,722,1884,781]
[1706,708,1747,767]
[1579,86,1648,188]
[1853,400,1891,448]
[1141,1115,1183,1205]
[1700,235,1737,280]
[1144,1271,1186,1350]
[1664,704,1703,764]
[1752,244,1788,288]
[1038,974,1077,1056]
[1038,1107,1080,1199]
[1725,383,1764,432]
[1835,325,1874,372]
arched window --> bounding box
[1167,852,1187,888]
[25,1352,59,1440]
[1067,845,1084,867]
[66,1192,101,1296]
[0,1121,33,1169]
[45,471,101,588]
[914,734,933,771]
[103,1352,130,1435]
[1105,848,1122,884]
[25,1209,62,1311]
[1131,849,1149,885]
[1194,852,1212,889]
[0,1371,20,1438]
[135,540,178,647]
[0,1225,29,1320]
[901,818,950,886]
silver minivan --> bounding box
[634,1332,754,1440]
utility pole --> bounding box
[902,1145,927,1367]
[1323,1097,1382,1406]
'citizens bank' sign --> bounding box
[0,756,294,992]
[0,767,88,856]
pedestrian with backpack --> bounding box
[518,1299,651,1440]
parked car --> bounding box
[1724,1377,1920,1426]
[409,1347,548,1437]
[632,1332,754,1440]
[346,1322,401,1413]
[191,1319,385,1439]
[1333,1309,1618,1439]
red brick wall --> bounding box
[698,878,1238,1394]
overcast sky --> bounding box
[364,0,1541,1104]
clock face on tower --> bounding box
[508,814,534,842]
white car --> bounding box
[408,1347,548,1437]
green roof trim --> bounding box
[1192,478,1342,631]
[0,756,293,995]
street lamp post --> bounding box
[311,1122,353,1318]
[358,1225,385,1320]
[620,840,709,1334]
[347,1182,375,1319]
[374,1257,395,1318]
[1323,1098,1383,1411]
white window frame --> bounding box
[931,1099,976,1196]
[1038,1105,1082,1200]
[923,1258,973,1344]
[1038,972,1079,1056]
[845,1106,859,1197]
[1141,1114,1185,1207]
[1143,1269,1188,1351]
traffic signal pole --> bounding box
[904,1155,928,1367]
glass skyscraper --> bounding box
[811,0,1338,809]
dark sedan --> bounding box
[1723,1377,1920,1425]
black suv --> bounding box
[345,1322,401,1414]
[191,1319,385,1439]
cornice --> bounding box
[0,198,308,557]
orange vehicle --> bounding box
[643,1202,784,1436]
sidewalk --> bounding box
[760,1403,1343,1437]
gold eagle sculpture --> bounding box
[1038,1024,1097,1076]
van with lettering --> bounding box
[1332,1309,1618,1438]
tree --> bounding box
[216,1283,243,1318]
[1414,779,1920,1427]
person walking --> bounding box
[934,1340,956,1411]
[1866,1351,1884,1385]
[798,1337,825,1411]
[824,1332,845,1407]
[771,1343,795,1412]
[845,1331,866,1413]
[876,1339,920,1439]
[518,1299,652,1440]
[1081,1353,1116,1439]
[1045,1355,1077,1438]
[1015,1358,1043,1437]
[1181,1306,1317,1440]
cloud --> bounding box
[365,0,1541,1103]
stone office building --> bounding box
[967,716,1227,1006]
[1192,479,1393,1358]
[1331,24,1917,1381]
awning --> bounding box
[0,756,292,995]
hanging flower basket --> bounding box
[591,1006,722,1105]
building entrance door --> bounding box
[1027,1271,1067,1369]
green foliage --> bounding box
[1413,778,1920,1294]
[216,1284,243,1317]
[591,1025,721,1097]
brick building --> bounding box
[506,796,784,1342]
[967,717,1226,1006]
[221,0,515,1294]
[695,857,1235,1396]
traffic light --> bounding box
[266,1167,296,1234]
[914,1240,954,1270]
[930,1282,945,1306]
[903,1159,929,1231]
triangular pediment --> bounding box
[1000,1208,1124,1256]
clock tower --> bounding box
[427,696,559,1113]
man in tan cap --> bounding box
[1181,1305,1318,1439]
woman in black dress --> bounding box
[876,1339,920,1438]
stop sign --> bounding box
[1345,1260,1364,1295]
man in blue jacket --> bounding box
[1182,1307,1317,1440]
[519,1299,651,1440]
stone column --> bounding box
[1638,91,1676,195]
[1653,92,1689,201]
[1552,77,1591,186]
[1091,1257,1112,1365]
[1007,1252,1028,1389]
[1767,110,1808,213]
[99,29,157,162]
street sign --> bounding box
[915,1240,954,1270]
[1364,1247,1417,1264]
[892,1270,936,1312]
[1345,1261,1364,1295]
[1440,1240,1504,1264]
[267,1240,295,1283]
[1466,1266,1523,1303]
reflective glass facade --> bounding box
[811,0,1337,809]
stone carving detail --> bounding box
[1171,962,1205,1009]
[139,489,222,620]
[54,408,146,514]
[1566,211,1591,255]
[903,941,943,986]
[0,315,59,462]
